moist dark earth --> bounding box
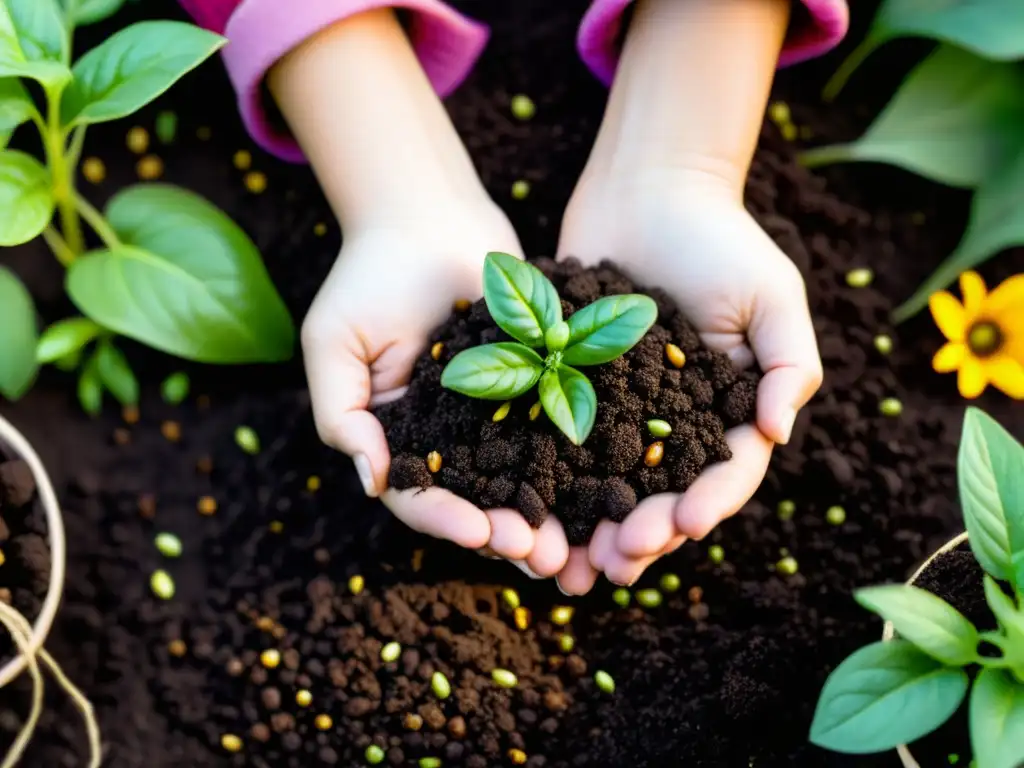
[382,258,757,545]
[0,1,1023,766]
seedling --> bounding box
[441,253,657,445]
[810,407,1024,768]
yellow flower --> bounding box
[929,271,1024,399]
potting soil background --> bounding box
[0,1,1022,766]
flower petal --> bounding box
[929,291,967,342]
[986,274,1024,328]
[932,342,966,373]
[959,271,987,319]
[984,354,1024,400]
[957,356,988,399]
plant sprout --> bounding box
[441,253,657,445]
[810,407,1024,768]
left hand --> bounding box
[553,168,823,593]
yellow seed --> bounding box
[513,606,531,631]
[767,101,790,125]
[493,401,512,422]
[136,155,164,180]
[528,401,542,421]
[220,734,242,753]
[233,149,252,170]
[491,668,518,688]
[644,441,664,468]
[168,639,187,657]
[348,575,365,595]
[511,180,530,200]
[510,94,536,120]
[244,171,267,194]
[550,606,574,626]
[665,344,686,368]
[314,714,333,731]
[501,588,520,610]
[381,642,402,663]
[126,126,150,154]
[256,616,274,632]
[306,475,321,492]
[558,634,575,653]
[873,334,894,355]
[260,649,281,669]
[509,749,528,765]
[454,298,472,312]
[781,122,798,141]
[122,405,140,424]
[295,689,312,707]
[0,550,5,567]
[81,157,106,184]
[313,222,328,236]
[427,451,442,473]
[431,342,444,360]
[846,268,874,288]
[197,496,218,516]
[268,521,283,533]
[161,420,181,442]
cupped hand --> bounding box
[301,202,570,577]
[554,169,823,593]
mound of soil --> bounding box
[380,258,759,545]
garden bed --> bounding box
[0,1,1022,766]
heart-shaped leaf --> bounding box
[0,149,54,246]
[804,46,1024,189]
[36,316,102,363]
[441,343,543,400]
[855,584,979,666]
[0,77,35,149]
[562,294,658,367]
[0,265,38,400]
[77,350,101,415]
[809,640,968,753]
[95,340,137,406]
[61,21,225,126]
[539,365,597,445]
[65,184,295,363]
[0,0,71,87]
[59,0,127,26]
[483,252,561,347]
[970,668,1024,768]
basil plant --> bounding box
[811,407,1024,768]
[0,0,295,412]
[441,252,657,445]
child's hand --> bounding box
[554,169,823,592]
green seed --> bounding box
[491,668,518,688]
[511,180,531,200]
[234,426,260,454]
[431,671,452,700]
[873,334,893,355]
[594,670,615,694]
[160,372,190,405]
[879,397,903,417]
[419,759,442,768]
[611,588,631,608]
[777,556,799,576]
[501,588,521,610]
[558,634,575,653]
[777,500,796,521]
[947,754,959,765]
[381,642,401,663]
[826,505,846,526]
[510,94,535,120]
[155,110,178,144]
[635,589,662,609]
[150,569,175,600]
[845,268,874,288]
[365,745,385,765]
[154,532,182,558]
[647,419,672,438]
[659,573,681,593]
[708,545,725,564]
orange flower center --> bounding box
[966,321,1003,358]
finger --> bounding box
[602,549,660,588]
[485,509,536,560]
[588,520,619,572]
[616,494,678,558]
[526,516,570,578]
[381,487,491,549]
[556,547,599,596]
[675,425,773,540]
[661,534,687,556]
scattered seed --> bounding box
[594,670,615,694]
[777,556,799,576]
[313,222,328,236]
[260,649,281,669]
[136,155,164,180]
[509,749,528,765]
[845,268,874,288]
[689,603,710,621]
[646,419,672,438]
[161,420,181,442]
[431,342,444,360]
[412,549,424,572]
[235,425,260,454]
[665,343,686,368]
[381,642,402,663]
[431,671,452,700]
[493,401,511,422]
[708,545,725,564]
[127,126,150,154]
[168,639,187,657]
[113,428,131,446]
[161,372,190,404]
[768,101,791,125]
[220,734,242,753]
[138,493,156,519]
[427,451,442,473]
[660,573,681,593]
[233,150,252,170]
[314,714,333,731]
[154,532,182,558]
[0,550,5,567]
[879,397,903,417]
[781,122,798,141]
[454,298,472,312]
[873,334,893,355]
[528,401,542,421]
[644,441,664,468]
[255,616,274,633]
[295,689,312,707]
[150,569,175,600]
[777,499,796,521]
[491,668,518,688]
[550,606,574,626]
[612,588,630,607]
[636,589,662,608]
[244,171,268,194]
[826,505,846,526]
[447,716,467,739]
[306,475,321,492]
[558,634,575,653]
[365,745,385,764]
[197,496,218,516]
[513,606,531,630]
[687,586,703,604]
[404,713,424,731]
[348,575,365,595]
[501,588,520,610]
[155,111,177,144]
[511,180,530,200]
[419,759,441,768]
[269,521,283,533]
[122,404,140,424]
[510,93,535,120]
[81,157,106,184]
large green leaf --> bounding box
[803,46,1024,189]
[61,21,225,126]
[440,343,543,400]
[809,640,968,753]
[0,149,53,246]
[539,365,597,446]
[36,316,102,363]
[0,0,71,87]
[855,584,979,666]
[0,265,38,399]
[95,339,137,406]
[65,184,295,363]
[562,295,658,367]
[0,77,34,149]
[482,251,561,347]
[59,0,127,26]
[970,668,1024,768]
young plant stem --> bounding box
[41,227,75,267]
[821,35,881,103]
[44,92,85,258]
[74,194,120,248]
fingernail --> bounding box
[509,560,543,579]
[556,579,571,596]
[353,454,378,498]
[477,547,502,560]
[777,406,796,445]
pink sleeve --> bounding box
[178,0,488,162]
[578,0,850,86]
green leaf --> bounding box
[0,265,38,399]
[482,252,562,347]
[959,407,1024,586]
[855,584,979,666]
[61,21,226,126]
[809,640,968,753]
[0,149,53,246]
[77,351,101,415]
[539,365,597,446]
[95,340,137,406]
[983,576,1024,642]
[440,343,543,400]
[0,77,35,149]
[561,295,658,367]
[59,0,127,26]
[160,371,189,405]
[0,0,71,87]
[970,668,1024,768]
[36,316,102,363]
[53,348,80,372]
[66,184,295,363]
[803,46,1024,189]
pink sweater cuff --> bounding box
[578,0,849,86]
[222,0,488,162]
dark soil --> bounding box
[381,258,757,545]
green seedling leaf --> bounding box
[0,265,38,400]
[95,340,138,406]
[67,184,295,363]
[970,668,1024,768]
[803,46,1024,189]
[539,365,597,446]
[855,584,979,666]
[53,348,81,372]
[0,77,35,150]
[983,576,1024,642]
[160,371,189,405]
[810,640,968,753]
[441,343,543,400]
[36,316,102,363]
[59,0,127,25]
[562,294,658,367]
[0,0,71,87]
[62,21,226,126]
[482,252,561,347]
[0,149,53,246]
[77,351,101,416]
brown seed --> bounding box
[226,658,244,676]
[454,298,472,312]
[272,625,287,640]
[404,713,424,731]
[0,588,11,605]
[687,586,703,604]
[138,494,157,519]
[136,155,164,180]
[427,451,442,473]
[513,606,531,631]
[412,549,424,572]
[160,420,181,442]
[431,342,444,360]
[447,716,467,739]
[644,441,665,468]
[196,456,213,474]
[122,405,140,424]
[113,428,131,446]
[509,749,528,765]
[197,496,218,516]
[689,603,710,621]
[168,639,187,657]
[251,723,271,742]
[665,343,686,368]
[256,616,275,632]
